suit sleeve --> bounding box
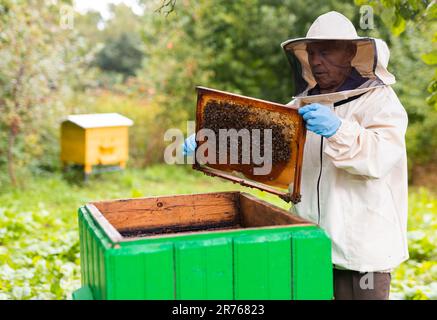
[323,91,408,179]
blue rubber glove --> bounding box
[182,133,197,156]
[298,103,341,138]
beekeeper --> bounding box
[281,11,409,300]
[182,10,409,300]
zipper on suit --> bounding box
[317,135,323,225]
[314,92,366,226]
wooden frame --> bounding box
[193,86,306,203]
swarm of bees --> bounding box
[202,99,293,166]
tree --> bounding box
[94,32,144,79]
[0,0,95,186]
[140,0,436,174]
[75,3,146,83]
[136,0,372,125]
[356,0,437,173]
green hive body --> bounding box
[73,192,333,300]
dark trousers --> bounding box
[333,269,391,300]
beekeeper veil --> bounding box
[281,11,395,97]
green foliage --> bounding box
[0,0,97,185]
[135,0,437,177]
[356,0,437,168]
[0,165,244,299]
[390,187,437,300]
[0,167,435,299]
[94,32,144,78]
[79,4,146,80]
[136,0,362,128]
[0,0,435,301]
[0,206,80,299]
[1,0,434,183]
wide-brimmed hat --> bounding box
[281,11,395,96]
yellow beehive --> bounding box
[61,113,134,176]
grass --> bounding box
[0,164,435,299]
[390,188,437,299]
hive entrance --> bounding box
[90,192,310,240]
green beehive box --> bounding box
[73,191,333,300]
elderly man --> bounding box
[281,11,409,300]
[183,11,409,300]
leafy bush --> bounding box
[94,32,144,78]
[0,206,80,300]
[390,187,437,300]
[0,0,97,186]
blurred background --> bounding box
[0,0,436,299]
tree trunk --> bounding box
[7,126,17,187]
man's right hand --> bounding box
[182,134,197,156]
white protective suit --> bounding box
[282,11,409,272]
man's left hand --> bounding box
[298,103,342,138]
